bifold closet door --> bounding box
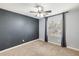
[47,14,63,45]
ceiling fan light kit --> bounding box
[36,13,45,17]
[30,5,52,17]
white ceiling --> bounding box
[0,3,79,19]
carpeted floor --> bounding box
[0,40,79,56]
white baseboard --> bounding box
[48,41,79,52]
[0,39,38,53]
[67,46,79,51]
[38,38,44,41]
[48,41,61,46]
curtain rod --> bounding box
[45,11,69,18]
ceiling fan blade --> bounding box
[44,10,52,13]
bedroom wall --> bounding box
[0,9,39,51]
[39,18,45,41]
[65,9,79,50]
[39,8,79,50]
[39,14,63,44]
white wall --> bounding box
[39,8,79,50]
[39,14,63,44]
[39,18,45,41]
[66,9,79,50]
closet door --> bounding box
[47,14,63,45]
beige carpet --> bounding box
[0,40,79,56]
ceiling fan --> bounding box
[30,5,52,17]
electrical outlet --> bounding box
[22,40,25,42]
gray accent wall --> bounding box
[0,9,39,51]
